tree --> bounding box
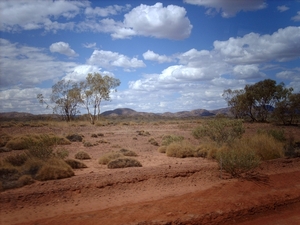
[223,79,293,122]
[37,79,82,122]
[80,73,120,124]
[274,93,300,125]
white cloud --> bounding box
[49,42,78,57]
[82,42,97,49]
[184,0,267,18]
[143,50,174,63]
[213,26,300,64]
[0,38,77,88]
[87,50,146,70]
[277,5,289,12]
[233,64,265,79]
[0,87,52,114]
[0,0,88,32]
[292,11,300,22]
[114,3,192,40]
[85,4,131,17]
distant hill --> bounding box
[0,107,231,120]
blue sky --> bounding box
[0,0,300,114]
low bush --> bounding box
[75,151,91,160]
[158,146,167,153]
[257,129,286,142]
[65,159,87,169]
[107,158,142,169]
[66,134,83,142]
[5,133,70,150]
[161,135,184,146]
[35,158,74,181]
[136,130,151,136]
[246,133,284,160]
[98,152,123,165]
[148,138,159,146]
[119,148,137,156]
[4,153,28,166]
[0,133,11,147]
[166,141,195,158]
[55,148,69,160]
[194,142,220,159]
[217,142,261,177]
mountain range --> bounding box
[0,107,231,120]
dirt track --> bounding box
[1,122,300,225]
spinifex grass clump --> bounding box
[107,158,142,169]
[166,141,195,158]
[98,152,123,165]
[0,140,74,191]
[5,133,70,150]
[75,151,91,160]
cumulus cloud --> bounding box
[233,64,265,79]
[87,50,146,70]
[277,5,289,12]
[143,50,174,63]
[0,0,88,32]
[213,26,300,64]
[292,11,300,22]
[118,3,192,40]
[0,38,77,88]
[85,4,131,17]
[184,0,267,18]
[49,42,78,57]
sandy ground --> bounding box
[0,122,300,225]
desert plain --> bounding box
[0,118,300,225]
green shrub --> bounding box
[65,159,87,169]
[75,151,91,160]
[161,135,184,146]
[98,152,123,165]
[107,158,142,169]
[193,118,244,146]
[166,141,195,158]
[217,143,261,177]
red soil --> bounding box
[0,122,300,225]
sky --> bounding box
[0,0,300,115]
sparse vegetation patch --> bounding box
[75,151,91,160]
[107,158,142,169]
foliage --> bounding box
[257,129,286,142]
[107,158,142,169]
[4,153,28,166]
[37,79,82,122]
[166,141,195,158]
[75,151,91,160]
[0,133,11,147]
[273,93,300,125]
[28,144,54,160]
[217,143,261,177]
[192,118,244,146]
[223,79,294,122]
[194,142,220,159]
[55,148,69,160]
[80,73,121,124]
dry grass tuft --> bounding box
[107,158,142,169]
[119,148,138,156]
[194,142,220,159]
[166,141,195,158]
[161,135,184,146]
[5,133,70,150]
[75,151,91,160]
[66,134,83,142]
[65,159,87,169]
[0,133,12,147]
[98,152,123,165]
[158,146,167,153]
